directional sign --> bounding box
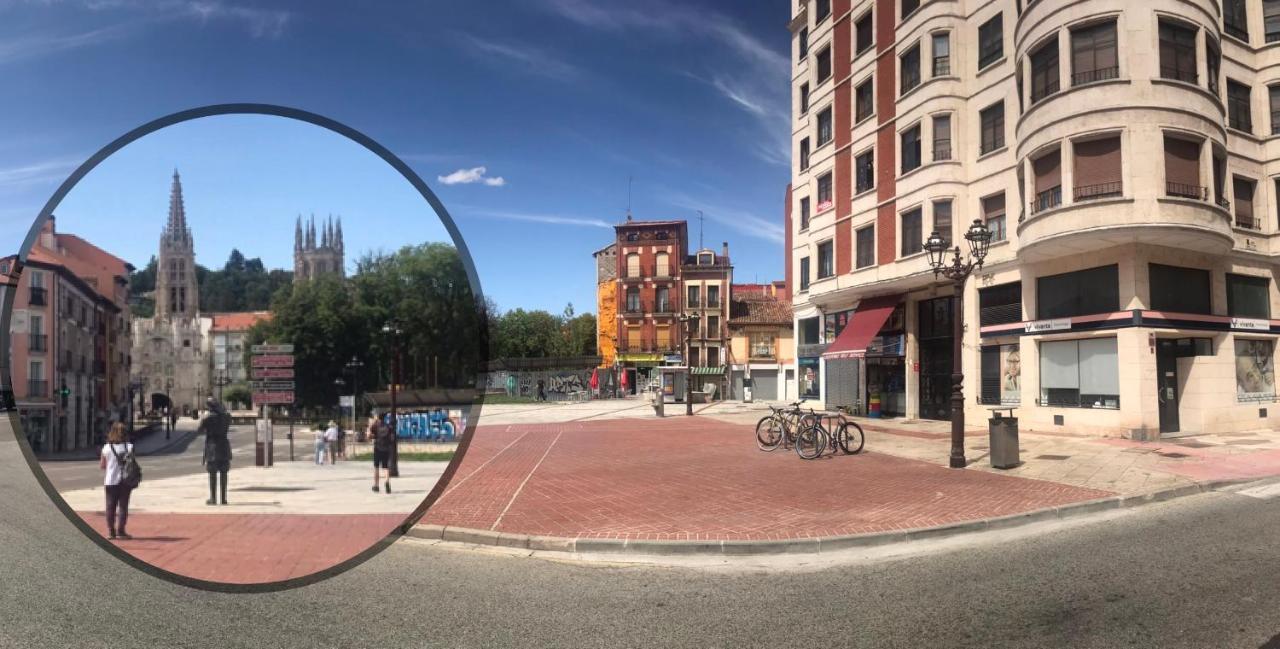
[253,391,294,404]
[252,368,295,379]
[252,344,294,354]
[250,381,296,390]
[252,354,295,368]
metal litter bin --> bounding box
[988,408,1019,469]
[650,390,664,417]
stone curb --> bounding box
[407,476,1265,557]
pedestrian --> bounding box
[198,397,232,506]
[99,422,134,540]
[324,420,340,464]
[370,413,393,494]
[313,425,327,465]
[337,424,347,459]
[536,379,546,402]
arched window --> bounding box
[655,252,669,277]
[626,253,641,278]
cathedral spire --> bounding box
[167,169,188,241]
[335,217,343,252]
[307,214,316,250]
[295,214,303,251]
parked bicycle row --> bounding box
[755,401,865,460]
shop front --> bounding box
[822,294,905,415]
[616,352,663,395]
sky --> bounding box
[0,0,791,314]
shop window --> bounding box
[824,308,855,341]
[1236,339,1276,402]
[799,317,821,345]
[979,281,1022,326]
[1036,264,1119,319]
[1227,274,1271,319]
[1149,263,1211,315]
[980,344,1021,405]
[1039,337,1119,408]
[799,357,821,398]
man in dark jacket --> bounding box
[370,411,394,494]
[199,397,232,505]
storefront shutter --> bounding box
[1078,337,1119,396]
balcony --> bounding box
[28,286,46,306]
[27,379,48,397]
[653,301,676,315]
[1236,215,1260,231]
[706,298,722,309]
[28,334,47,353]
[1072,67,1118,87]
[1030,186,1062,215]
[621,267,650,282]
[1166,182,1207,200]
[1159,66,1196,85]
[1030,79,1060,105]
[932,56,950,77]
[933,139,951,161]
[687,298,702,308]
[1074,181,1122,202]
[623,302,645,316]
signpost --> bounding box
[251,344,294,467]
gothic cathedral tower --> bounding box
[293,213,345,282]
[155,170,199,320]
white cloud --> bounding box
[183,1,290,38]
[465,207,611,229]
[460,34,581,81]
[438,166,507,187]
[0,156,81,189]
[0,22,136,65]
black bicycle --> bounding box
[756,401,819,455]
[798,412,866,458]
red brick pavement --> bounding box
[76,512,404,584]
[423,418,1115,541]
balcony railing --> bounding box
[1216,196,1231,210]
[687,298,701,308]
[932,56,950,77]
[706,298,721,309]
[1072,66,1119,86]
[1073,181,1122,202]
[1030,78,1060,104]
[1166,182,1207,200]
[622,266,650,281]
[933,139,951,161]
[623,302,644,315]
[28,334,47,352]
[28,286,46,306]
[653,301,675,314]
[1236,215,1260,230]
[1030,186,1062,214]
[1160,66,1197,85]
[27,379,48,397]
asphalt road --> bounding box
[5,420,1280,648]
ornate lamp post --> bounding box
[923,219,993,469]
[214,368,232,402]
[381,322,403,477]
[345,355,364,429]
[333,376,346,429]
[677,312,701,416]
[128,378,144,440]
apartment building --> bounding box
[728,282,795,401]
[208,311,272,385]
[789,0,1280,438]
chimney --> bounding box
[721,241,729,261]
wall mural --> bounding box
[485,369,605,400]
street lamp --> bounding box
[128,378,144,441]
[381,322,403,477]
[214,368,232,402]
[333,376,346,430]
[345,355,364,432]
[923,219,993,469]
[677,312,701,416]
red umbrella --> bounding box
[620,368,629,392]
[589,368,599,393]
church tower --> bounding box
[155,169,199,320]
[293,213,346,283]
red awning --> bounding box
[822,294,903,359]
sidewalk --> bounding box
[36,421,197,462]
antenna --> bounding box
[626,176,633,222]
[697,210,704,249]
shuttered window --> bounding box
[1163,136,1202,198]
[1072,136,1122,201]
[1071,20,1118,86]
[1031,149,1062,213]
[1234,176,1258,229]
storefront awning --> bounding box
[823,294,903,360]
[691,366,725,375]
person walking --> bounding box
[337,424,347,459]
[313,425,327,465]
[536,379,546,402]
[324,420,340,464]
[370,413,393,494]
[198,397,232,506]
[99,422,134,540]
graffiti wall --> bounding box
[485,368,614,401]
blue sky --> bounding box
[0,0,790,314]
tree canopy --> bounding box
[488,303,596,359]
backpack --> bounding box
[110,443,142,489]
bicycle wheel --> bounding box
[756,416,783,451]
[836,422,865,454]
[795,423,826,460]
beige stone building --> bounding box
[788,0,1280,438]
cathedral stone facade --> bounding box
[294,214,344,282]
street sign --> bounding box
[252,344,295,354]
[252,368,294,379]
[250,381,295,390]
[252,355,295,368]
[252,391,294,404]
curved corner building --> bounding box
[788,0,1280,438]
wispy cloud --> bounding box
[464,207,612,229]
[438,166,506,187]
[182,1,290,38]
[5,0,295,44]
[459,33,581,81]
[661,189,784,244]
[0,156,81,189]
[0,22,137,65]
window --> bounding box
[1036,265,1119,319]
[655,252,669,277]
[856,11,873,53]
[688,347,701,367]
[656,325,671,349]
[625,287,641,312]
[978,14,1004,69]
[982,193,1007,242]
[979,282,1022,326]
[1039,337,1120,408]
[856,226,875,268]
[817,45,832,83]
[799,317,821,345]
[800,196,811,230]
[1073,135,1123,201]
[1235,339,1275,402]
[902,0,919,19]
[980,102,1005,154]
[1234,176,1258,229]
[901,209,922,256]
[1158,20,1197,84]
[708,286,720,307]
[1228,274,1271,318]
[1071,20,1118,86]
[707,316,720,337]
[900,44,921,94]
[800,82,810,114]
[687,285,701,307]
[856,149,875,193]
[1163,136,1204,199]
[855,78,874,122]
[932,32,950,76]
[933,199,953,246]
[1271,86,1280,135]
[750,332,776,358]
[800,257,811,291]
[817,106,833,146]
[817,172,833,211]
[799,27,809,59]
[1268,0,1280,43]
[1149,264,1211,314]
[981,344,1021,405]
[1207,40,1221,97]
[1228,80,1253,133]
[1031,149,1062,214]
[1029,36,1060,103]
[901,124,921,173]
[626,253,641,277]
[800,137,811,170]
[932,114,951,161]
[816,0,831,22]
[1225,0,1249,41]
[817,240,834,279]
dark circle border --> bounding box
[1,103,490,593]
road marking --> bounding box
[1233,482,1280,499]
[490,430,563,531]
[437,430,533,500]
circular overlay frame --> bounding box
[1,103,489,593]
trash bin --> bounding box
[743,377,753,404]
[988,408,1019,469]
[650,390,664,417]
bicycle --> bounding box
[755,401,818,454]
[797,412,866,459]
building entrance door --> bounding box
[917,296,955,421]
[1156,339,1180,434]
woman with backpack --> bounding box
[99,422,135,540]
[370,412,393,494]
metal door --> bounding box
[1156,340,1180,433]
